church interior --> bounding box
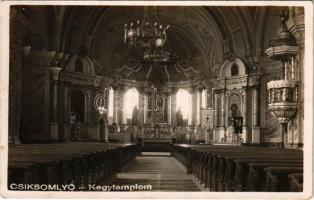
[8,5,305,192]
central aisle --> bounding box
[106,154,202,191]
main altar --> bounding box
[138,123,175,151]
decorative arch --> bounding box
[220,58,247,78]
[65,54,95,75]
[231,63,239,76]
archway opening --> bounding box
[71,89,85,123]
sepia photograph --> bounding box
[0,1,312,199]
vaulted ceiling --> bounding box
[29,6,284,82]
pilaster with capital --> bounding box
[288,7,304,147]
[220,91,226,127]
[118,86,126,125]
[197,88,203,126]
[112,85,119,124]
[167,90,172,125]
[252,86,259,127]
[214,93,219,127]
[49,66,62,141]
[50,67,62,122]
[191,88,198,126]
[241,88,248,127]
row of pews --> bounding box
[8,142,137,190]
[173,144,303,192]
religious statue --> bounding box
[176,107,184,126]
[131,106,139,126]
[230,100,238,118]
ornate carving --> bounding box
[49,67,62,81]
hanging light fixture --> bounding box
[124,6,175,63]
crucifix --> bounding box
[204,115,210,122]
[203,114,212,144]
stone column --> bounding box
[171,92,177,126]
[225,92,229,127]
[112,85,119,124]
[151,87,157,123]
[208,88,214,109]
[197,88,203,125]
[220,92,226,127]
[214,93,219,127]
[119,88,126,126]
[191,89,198,126]
[105,88,110,120]
[242,88,248,127]
[49,67,62,141]
[99,116,109,143]
[138,93,143,126]
[289,7,304,148]
[138,89,147,125]
[143,93,148,124]
[252,86,260,143]
[252,87,259,127]
[167,93,172,125]
[241,88,248,143]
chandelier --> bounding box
[124,7,174,63]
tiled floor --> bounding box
[106,155,202,191]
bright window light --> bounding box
[176,89,192,123]
[125,88,139,119]
[201,89,207,109]
[108,87,114,121]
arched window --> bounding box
[75,59,83,72]
[176,89,192,125]
[231,63,239,76]
[124,88,139,124]
[107,87,114,124]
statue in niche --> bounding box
[131,106,138,126]
[176,107,184,126]
[228,98,240,126]
[231,100,239,118]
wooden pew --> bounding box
[172,144,303,192]
[245,162,303,191]
[8,143,137,189]
[191,147,301,191]
[288,173,303,192]
[8,144,131,186]
[9,144,118,184]
[264,167,303,192]
[231,159,302,191]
